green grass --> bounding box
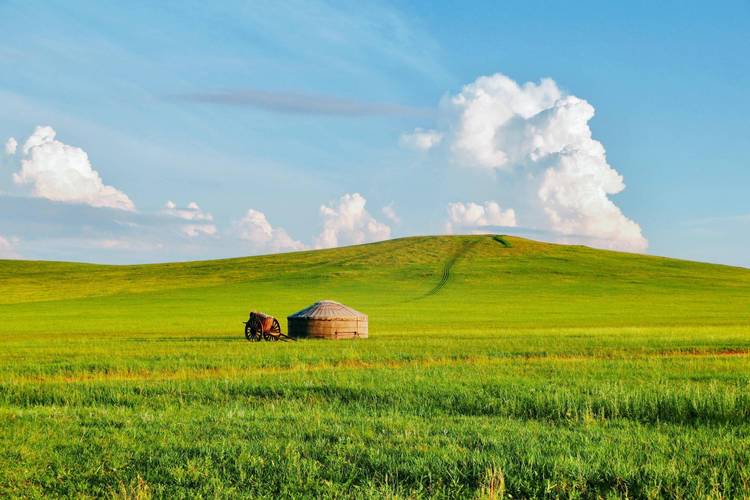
[1,235,750,498]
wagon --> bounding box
[243,311,284,341]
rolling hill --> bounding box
[1,234,749,336]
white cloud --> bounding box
[399,128,443,151]
[4,137,17,156]
[537,150,645,252]
[445,201,517,234]
[162,200,212,221]
[381,203,400,224]
[406,73,647,252]
[234,194,391,254]
[315,193,391,249]
[180,224,217,238]
[234,209,306,253]
[162,200,217,237]
[446,74,561,169]
[0,235,21,259]
[12,126,135,211]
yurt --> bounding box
[287,300,368,339]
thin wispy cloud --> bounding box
[172,89,433,117]
[683,214,750,227]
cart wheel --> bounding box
[271,319,282,334]
[244,324,253,341]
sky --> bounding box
[1,0,748,266]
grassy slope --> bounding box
[1,235,750,497]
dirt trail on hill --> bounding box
[421,239,481,298]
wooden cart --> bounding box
[244,311,285,341]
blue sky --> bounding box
[1,0,748,266]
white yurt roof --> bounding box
[288,300,366,320]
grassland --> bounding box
[1,235,749,498]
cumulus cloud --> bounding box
[315,193,391,249]
[406,73,647,252]
[381,203,400,224]
[445,201,517,234]
[399,128,443,151]
[4,138,17,156]
[162,200,217,237]
[444,75,561,169]
[0,235,21,259]
[234,194,391,253]
[537,151,644,250]
[11,126,134,211]
[234,209,306,253]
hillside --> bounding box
[1,235,749,337]
[2,235,750,497]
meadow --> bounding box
[1,235,749,498]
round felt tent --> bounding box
[287,300,368,339]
